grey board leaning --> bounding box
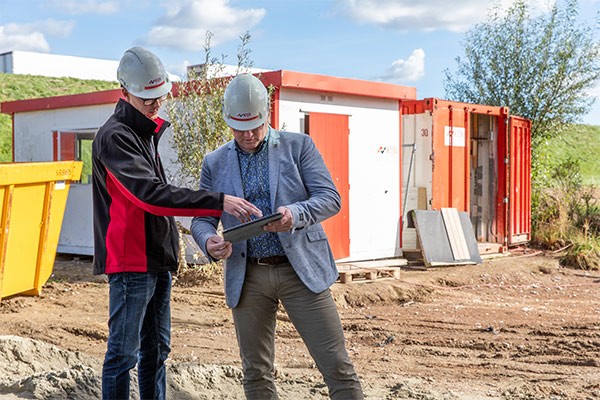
[407,209,482,267]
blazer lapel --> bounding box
[227,141,245,198]
[268,128,281,209]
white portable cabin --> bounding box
[1,70,417,261]
[0,50,118,81]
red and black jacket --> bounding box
[92,99,223,275]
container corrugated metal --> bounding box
[400,98,531,249]
[0,161,82,299]
[508,116,532,244]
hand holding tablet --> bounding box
[223,213,283,243]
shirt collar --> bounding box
[235,130,270,155]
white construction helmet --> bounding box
[117,46,172,98]
[222,74,269,131]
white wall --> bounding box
[4,51,118,81]
[13,104,115,162]
[278,89,402,261]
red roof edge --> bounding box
[400,97,506,116]
[1,70,417,115]
[1,89,123,115]
[261,70,417,100]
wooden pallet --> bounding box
[336,265,401,284]
[478,242,505,255]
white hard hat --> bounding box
[117,46,172,98]
[223,74,269,131]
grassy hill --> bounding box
[0,73,119,162]
[541,124,600,185]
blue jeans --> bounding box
[102,272,172,400]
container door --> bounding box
[307,112,350,260]
[431,107,470,211]
[508,116,531,244]
[401,112,433,249]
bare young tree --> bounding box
[164,32,255,270]
[165,32,254,187]
[444,0,600,146]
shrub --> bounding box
[532,157,600,269]
[559,232,600,270]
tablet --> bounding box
[222,212,283,243]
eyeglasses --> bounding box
[140,94,168,106]
[232,123,265,135]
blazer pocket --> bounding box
[306,230,327,242]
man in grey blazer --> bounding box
[191,74,363,400]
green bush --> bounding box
[532,156,600,269]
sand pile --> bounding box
[0,336,324,399]
[0,335,101,399]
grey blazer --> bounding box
[191,128,341,308]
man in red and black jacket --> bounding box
[92,47,261,400]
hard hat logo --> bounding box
[148,77,164,85]
[223,74,269,131]
[233,112,257,120]
[117,47,172,99]
[145,78,167,90]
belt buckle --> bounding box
[256,257,270,266]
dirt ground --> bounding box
[0,249,599,399]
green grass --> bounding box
[0,73,119,162]
[538,125,600,186]
[540,124,600,185]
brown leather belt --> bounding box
[249,255,289,265]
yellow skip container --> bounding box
[0,161,82,299]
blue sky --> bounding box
[1,0,599,125]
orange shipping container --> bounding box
[400,98,531,250]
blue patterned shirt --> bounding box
[236,133,285,258]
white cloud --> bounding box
[378,48,425,83]
[165,60,192,78]
[0,27,50,53]
[140,0,265,51]
[336,0,554,32]
[0,20,75,53]
[50,0,120,15]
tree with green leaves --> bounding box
[445,0,600,262]
[165,32,254,187]
[444,0,600,147]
